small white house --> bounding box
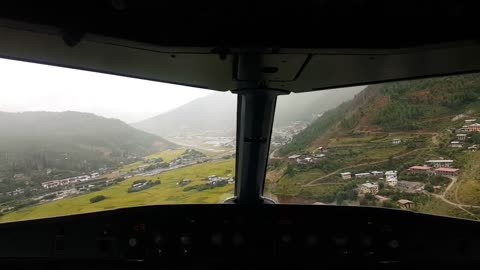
[340,172,352,180]
[449,141,463,148]
[426,160,454,168]
[392,138,401,145]
[288,154,301,159]
[371,171,384,177]
[386,178,398,187]
[359,183,379,195]
[355,172,371,179]
[385,170,398,180]
[456,134,467,141]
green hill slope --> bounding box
[0,111,176,186]
[281,74,480,155]
[270,73,480,220]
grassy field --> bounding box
[144,148,186,162]
[448,152,480,205]
[416,196,475,220]
[118,148,198,173]
[0,159,235,223]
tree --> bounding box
[390,193,400,201]
[359,198,369,206]
[424,183,434,193]
[90,195,106,203]
[378,182,385,190]
[335,191,347,205]
[469,133,480,144]
[382,201,398,209]
[364,193,375,201]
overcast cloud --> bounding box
[0,58,212,123]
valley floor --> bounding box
[0,148,235,223]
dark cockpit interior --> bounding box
[1,1,480,268]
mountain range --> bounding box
[132,87,364,137]
[280,73,480,155]
[0,111,175,182]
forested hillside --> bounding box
[280,74,480,155]
[0,111,175,189]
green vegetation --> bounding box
[127,180,161,193]
[279,102,353,155]
[0,111,176,193]
[144,148,186,162]
[183,182,228,192]
[280,73,480,156]
[416,197,473,219]
[0,159,235,223]
[90,195,106,204]
[469,133,480,144]
[449,152,480,205]
[270,73,480,220]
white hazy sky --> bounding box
[0,58,213,123]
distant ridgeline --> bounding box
[0,111,176,191]
[280,73,480,155]
[132,88,363,137]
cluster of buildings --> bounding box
[2,188,25,197]
[288,147,330,164]
[341,170,398,186]
[41,174,93,189]
[448,133,469,148]
[271,122,308,146]
[449,120,480,148]
[288,153,326,164]
[206,175,234,185]
[170,149,207,167]
[458,121,480,133]
[408,159,460,176]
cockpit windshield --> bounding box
[2,57,480,223]
[0,58,238,222]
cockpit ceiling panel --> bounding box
[1,19,480,92]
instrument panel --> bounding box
[0,205,479,268]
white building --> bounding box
[371,171,384,177]
[426,160,454,168]
[456,134,467,140]
[359,183,379,195]
[449,141,463,148]
[355,172,371,178]
[386,178,398,186]
[392,138,401,145]
[42,174,93,189]
[340,172,352,180]
[385,170,398,180]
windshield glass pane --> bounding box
[267,73,480,221]
[0,58,236,223]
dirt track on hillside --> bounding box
[304,147,426,187]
